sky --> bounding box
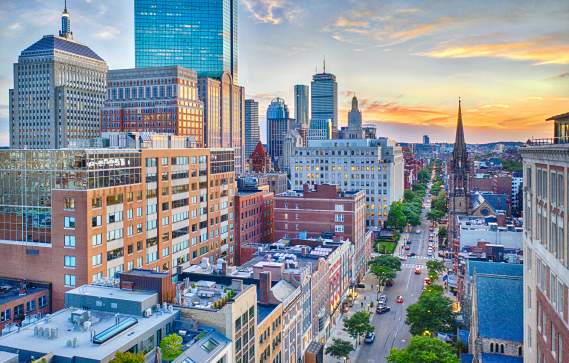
[0,0,568,145]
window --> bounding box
[107,228,123,242]
[92,215,102,227]
[335,204,344,212]
[335,225,344,233]
[64,216,75,229]
[0,309,11,322]
[92,234,102,246]
[64,274,76,287]
[64,255,76,268]
[92,254,102,266]
[64,235,76,247]
[38,295,47,308]
[64,197,75,210]
[335,214,344,222]
[26,300,36,312]
[92,197,102,208]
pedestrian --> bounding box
[361,301,364,308]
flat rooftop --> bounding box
[66,285,157,303]
[0,280,48,306]
[173,328,230,363]
[0,307,176,361]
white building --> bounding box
[289,138,404,228]
[521,112,569,363]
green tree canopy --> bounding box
[386,202,407,231]
[426,260,447,281]
[343,311,374,345]
[370,255,402,271]
[111,352,145,363]
[387,336,459,363]
[371,264,396,289]
[406,286,456,336]
[325,339,354,361]
[160,333,183,361]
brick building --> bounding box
[0,279,51,333]
[233,182,274,265]
[274,184,370,282]
[248,141,273,173]
[0,134,235,309]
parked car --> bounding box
[376,306,391,314]
[415,229,421,234]
[378,294,387,304]
[404,245,411,250]
[364,332,376,344]
[396,295,404,303]
[407,252,416,257]
[406,240,412,245]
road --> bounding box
[358,193,435,362]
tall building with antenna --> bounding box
[9,2,107,149]
[311,58,338,138]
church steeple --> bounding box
[453,97,466,157]
[59,0,73,40]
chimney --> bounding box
[259,271,272,305]
[231,279,244,292]
[496,213,506,227]
[221,260,227,274]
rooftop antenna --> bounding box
[323,56,326,73]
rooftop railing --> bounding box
[525,136,569,146]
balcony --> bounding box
[525,136,569,146]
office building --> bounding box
[311,64,337,138]
[101,66,204,146]
[245,99,260,157]
[198,74,245,174]
[521,112,569,363]
[0,133,236,309]
[423,135,430,144]
[240,172,289,195]
[294,85,309,130]
[134,0,238,81]
[347,95,362,130]
[308,119,332,140]
[290,138,405,228]
[9,4,107,149]
[266,98,295,168]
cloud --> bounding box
[548,72,569,80]
[241,0,298,25]
[94,26,120,40]
[8,23,21,31]
[417,35,569,65]
[326,5,453,48]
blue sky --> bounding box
[1,0,568,145]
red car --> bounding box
[414,267,422,275]
[396,295,404,303]
[404,245,410,250]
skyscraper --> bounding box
[244,99,260,157]
[9,4,107,149]
[311,62,338,138]
[347,95,362,130]
[134,0,238,81]
[294,85,309,129]
[266,98,294,167]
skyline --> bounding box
[0,0,568,145]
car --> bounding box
[406,252,416,257]
[404,245,411,250]
[364,332,376,344]
[406,240,412,245]
[378,294,387,304]
[376,306,391,314]
[415,229,421,234]
[415,267,422,275]
[396,295,404,303]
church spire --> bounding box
[454,97,466,155]
[59,0,73,40]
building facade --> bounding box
[198,74,245,174]
[266,98,294,168]
[9,6,107,149]
[289,138,405,228]
[294,85,309,130]
[0,135,236,309]
[245,99,260,158]
[311,70,337,138]
[102,66,204,146]
[308,119,332,141]
[249,142,273,174]
[521,113,569,363]
[134,0,238,81]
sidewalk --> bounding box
[324,274,379,363]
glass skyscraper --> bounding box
[311,71,338,138]
[244,99,260,157]
[294,85,309,129]
[134,0,238,81]
[266,98,294,164]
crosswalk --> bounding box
[402,263,425,269]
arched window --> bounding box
[500,344,505,354]
[490,343,494,352]
[518,346,523,356]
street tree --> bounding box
[370,264,396,296]
[325,339,354,362]
[406,286,456,336]
[387,336,459,363]
[111,352,144,363]
[426,260,447,281]
[343,311,374,345]
[370,255,402,272]
[386,202,407,231]
[160,333,183,361]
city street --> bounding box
[357,196,435,362]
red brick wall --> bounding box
[536,289,569,363]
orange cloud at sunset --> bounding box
[417,36,569,65]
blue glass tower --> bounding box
[134,0,238,81]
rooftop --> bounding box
[0,279,49,306]
[476,274,523,342]
[65,285,158,303]
[172,327,231,363]
[480,354,523,363]
[177,279,243,311]
[466,261,523,279]
[21,35,104,62]
[0,307,176,361]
